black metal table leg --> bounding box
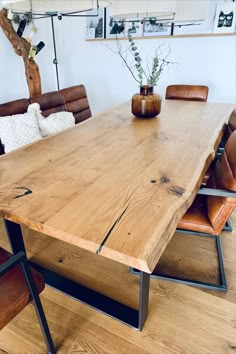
[3,219,150,331]
[138,271,150,331]
[4,219,26,254]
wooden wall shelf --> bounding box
[86,32,236,42]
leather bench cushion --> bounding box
[61,85,92,124]
[30,91,65,117]
[166,85,209,102]
[0,98,30,117]
[0,248,45,330]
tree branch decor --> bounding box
[0,8,41,97]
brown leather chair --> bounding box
[131,131,236,291]
[229,109,236,133]
[165,84,209,102]
[203,109,236,186]
[0,245,56,353]
[222,108,236,145]
[162,131,236,290]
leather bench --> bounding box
[0,84,92,155]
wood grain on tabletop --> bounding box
[0,100,234,273]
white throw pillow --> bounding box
[0,111,42,153]
[36,110,75,138]
[27,102,41,113]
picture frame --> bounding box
[124,18,143,38]
[143,19,171,37]
[213,2,236,33]
[86,8,105,39]
[106,17,125,38]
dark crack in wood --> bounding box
[96,204,130,254]
[123,187,138,206]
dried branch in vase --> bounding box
[108,33,175,87]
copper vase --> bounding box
[132,85,161,118]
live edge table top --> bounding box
[0,100,234,273]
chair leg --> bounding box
[130,232,227,292]
[20,258,56,354]
[222,219,233,232]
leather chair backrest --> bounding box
[222,109,236,144]
[0,84,91,155]
[206,130,236,234]
[165,85,209,102]
[228,109,236,134]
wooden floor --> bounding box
[0,212,235,354]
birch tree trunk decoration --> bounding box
[0,8,41,97]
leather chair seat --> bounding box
[177,195,215,234]
[0,247,45,330]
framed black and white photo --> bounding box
[213,2,236,33]
[86,8,105,39]
[143,19,171,37]
[106,17,125,38]
[124,18,143,37]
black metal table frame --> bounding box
[3,219,150,331]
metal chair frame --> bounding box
[130,187,236,292]
[0,250,56,354]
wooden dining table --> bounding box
[0,99,234,330]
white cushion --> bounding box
[28,102,41,112]
[35,110,75,138]
[0,111,42,153]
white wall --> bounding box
[0,14,236,115]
